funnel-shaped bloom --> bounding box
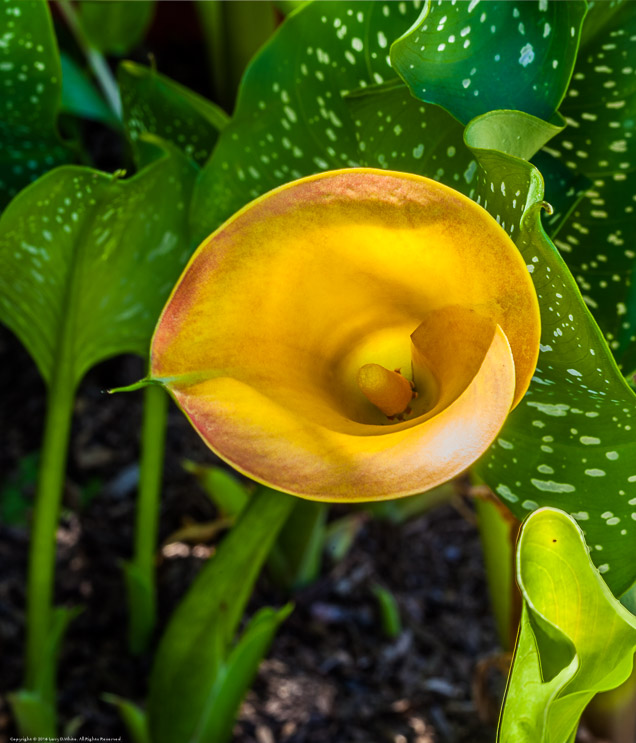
[151,169,540,501]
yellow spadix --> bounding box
[150,169,540,501]
[357,364,414,418]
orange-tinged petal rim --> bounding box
[164,325,516,501]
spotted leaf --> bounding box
[345,80,578,227]
[0,0,71,209]
[345,80,475,192]
[461,113,636,597]
[500,508,636,742]
[119,61,229,169]
[0,142,196,388]
[543,1,636,372]
[391,0,586,125]
[190,0,422,242]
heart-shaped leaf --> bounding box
[0,141,196,388]
[391,0,586,125]
[0,0,71,209]
[500,508,636,742]
[190,0,421,241]
[119,61,229,169]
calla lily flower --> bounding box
[151,169,540,501]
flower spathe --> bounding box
[151,169,540,501]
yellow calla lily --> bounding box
[151,169,540,501]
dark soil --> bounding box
[0,324,507,743]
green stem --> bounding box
[196,1,277,111]
[135,384,167,579]
[127,384,168,653]
[57,0,122,120]
[25,369,76,693]
[472,480,521,652]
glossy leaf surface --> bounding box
[391,0,586,125]
[0,144,196,387]
[500,508,636,742]
[0,0,70,209]
[147,488,294,743]
[119,61,229,168]
[346,80,473,192]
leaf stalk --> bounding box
[57,0,123,120]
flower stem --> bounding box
[127,384,168,654]
[472,477,521,652]
[25,368,75,693]
[57,0,122,120]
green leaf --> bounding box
[118,61,229,169]
[182,461,250,518]
[391,0,586,125]
[0,142,196,388]
[8,691,56,738]
[499,508,636,742]
[60,51,120,128]
[346,79,474,191]
[102,694,150,743]
[274,500,327,589]
[460,111,636,597]
[364,481,454,523]
[323,513,365,562]
[77,0,156,57]
[372,584,402,639]
[0,0,71,209]
[190,0,421,241]
[147,487,295,743]
[345,79,574,222]
[542,2,636,372]
[273,0,310,16]
[0,451,39,526]
[192,604,293,743]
